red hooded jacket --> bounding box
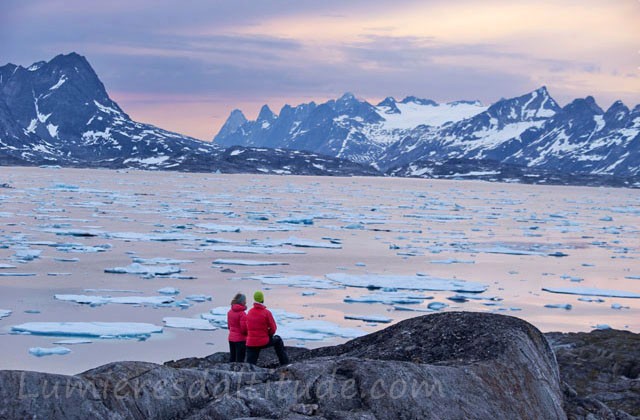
[246,302,277,347]
[227,303,248,342]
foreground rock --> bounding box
[546,329,640,419]
[0,312,566,419]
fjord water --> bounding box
[0,167,638,374]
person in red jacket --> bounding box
[245,290,289,366]
[227,292,248,362]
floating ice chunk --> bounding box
[185,295,212,303]
[12,322,163,338]
[29,347,71,357]
[43,228,104,237]
[251,275,344,290]
[203,245,305,255]
[201,307,228,328]
[542,287,640,298]
[132,257,193,265]
[302,292,316,296]
[105,232,197,242]
[326,273,487,293]
[427,302,448,310]
[50,183,79,191]
[344,314,392,323]
[256,237,342,249]
[450,293,502,301]
[213,259,288,266]
[544,303,572,310]
[196,223,297,232]
[277,320,364,341]
[13,249,42,261]
[56,244,111,253]
[104,263,181,276]
[593,324,611,330]
[0,272,36,277]
[0,264,17,269]
[392,306,434,312]
[430,259,475,264]
[277,217,313,225]
[611,303,630,310]
[344,292,430,305]
[342,223,364,230]
[163,317,217,330]
[53,339,92,345]
[158,287,180,295]
[266,309,301,322]
[54,294,175,306]
[577,297,605,303]
[625,276,640,280]
[475,246,545,256]
[0,309,12,319]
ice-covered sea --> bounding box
[1,167,638,374]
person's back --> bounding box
[245,290,289,366]
[226,293,247,362]
[246,301,276,347]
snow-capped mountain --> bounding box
[214,88,640,179]
[0,53,377,176]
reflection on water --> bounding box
[0,167,638,374]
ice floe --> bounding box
[53,339,92,345]
[0,264,17,269]
[54,294,175,306]
[344,292,431,305]
[132,257,193,265]
[542,287,640,299]
[277,320,364,341]
[203,245,305,255]
[0,309,12,319]
[544,303,573,310]
[29,347,71,357]
[213,259,289,266]
[0,272,36,276]
[158,287,180,295]
[104,263,182,276]
[12,322,163,338]
[163,317,217,330]
[344,314,392,323]
[256,237,342,249]
[325,273,487,292]
[250,275,344,290]
[196,223,297,232]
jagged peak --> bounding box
[535,86,550,96]
[338,92,358,102]
[228,108,247,121]
[401,96,437,106]
[562,96,604,115]
[377,96,397,106]
[257,104,276,121]
[448,99,482,106]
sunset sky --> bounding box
[2,0,639,140]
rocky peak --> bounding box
[257,104,276,122]
[401,95,437,106]
[218,109,248,137]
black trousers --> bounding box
[246,335,289,366]
[229,341,246,363]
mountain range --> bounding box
[215,88,640,186]
[1,53,638,187]
[0,53,376,176]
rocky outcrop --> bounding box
[0,312,567,419]
[546,329,640,419]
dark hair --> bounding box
[231,293,246,306]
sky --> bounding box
[1,0,639,140]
